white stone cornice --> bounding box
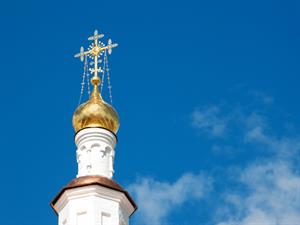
[54,185,135,225]
[75,128,116,148]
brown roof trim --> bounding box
[50,176,137,216]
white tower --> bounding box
[51,30,137,225]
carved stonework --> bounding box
[75,128,116,178]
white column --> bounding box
[75,128,117,178]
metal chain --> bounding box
[86,57,91,96]
[100,53,106,94]
[78,51,113,105]
[104,50,113,105]
[78,55,88,105]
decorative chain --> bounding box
[104,50,113,105]
[100,51,106,94]
[86,57,91,96]
[78,50,113,105]
[78,55,88,105]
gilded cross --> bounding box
[74,29,118,81]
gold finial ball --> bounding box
[91,76,101,86]
[72,96,120,134]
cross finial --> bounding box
[88,30,104,43]
[74,29,118,89]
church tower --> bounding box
[51,30,137,225]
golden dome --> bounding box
[72,77,120,134]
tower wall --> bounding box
[75,128,116,178]
[55,185,133,225]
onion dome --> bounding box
[72,76,120,134]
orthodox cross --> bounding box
[74,30,118,82]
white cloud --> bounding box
[131,95,300,225]
[192,106,228,137]
[212,105,300,225]
[244,112,300,158]
[217,160,300,225]
[128,173,212,225]
[192,105,300,157]
[191,101,300,225]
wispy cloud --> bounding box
[191,95,300,225]
[128,173,212,225]
[194,102,300,225]
[192,103,300,157]
[129,91,300,225]
[192,106,228,137]
[250,90,274,105]
[217,160,300,225]
[243,112,300,159]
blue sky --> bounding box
[0,0,300,225]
